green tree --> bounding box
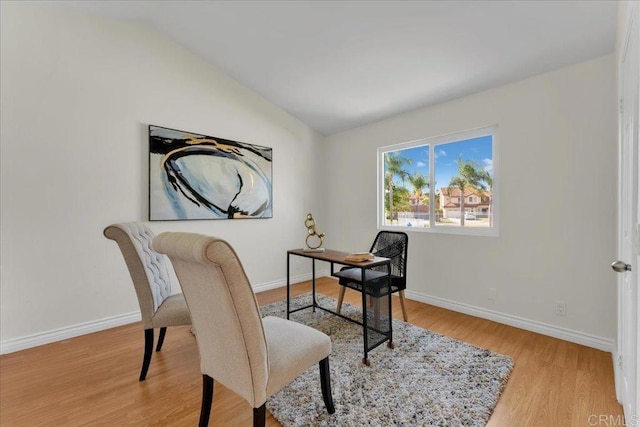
[384,153,411,223]
[448,158,487,227]
[478,168,493,226]
[384,185,411,216]
[408,172,429,216]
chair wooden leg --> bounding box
[199,375,214,427]
[399,290,408,322]
[155,327,167,351]
[319,357,335,414]
[336,285,346,314]
[140,329,154,381]
[253,404,266,427]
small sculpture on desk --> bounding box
[304,213,326,252]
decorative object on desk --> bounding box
[344,252,374,262]
[304,213,325,251]
[262,293,513,427]
[149,125,272,221]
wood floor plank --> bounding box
[0,277,624,426]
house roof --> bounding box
[439,187,491,197]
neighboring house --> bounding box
[438,187,491,219]
[408,195,429,208]
[405,196,429,217]
[395,196,430,225]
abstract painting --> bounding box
[149,125,272,220]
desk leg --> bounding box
[387,267,394,349]
[286,253,291,320]
[361,268,370,366]
[312,259,317,312]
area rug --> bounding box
[260,294,513,427]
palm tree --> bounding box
[478,169,493,226]
[408,172,429,218]
[448,158,487,227]
[384,153,411,223]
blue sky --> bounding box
[388,135,493,191]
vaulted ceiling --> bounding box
[48,1,618,135]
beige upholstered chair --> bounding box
[104,223,191,381]
[152,232,335,427]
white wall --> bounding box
[0,2,321,350]
[0,2,619,353]
[321,55,618,347]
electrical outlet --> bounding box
[555,301,566,317]
[488,287,497,302]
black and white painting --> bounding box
[149,125,272,220]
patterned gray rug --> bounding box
[260,293,513,427]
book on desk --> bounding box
[344,252,374,262]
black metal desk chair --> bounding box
[335,231,409,321]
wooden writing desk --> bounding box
[286,248,394,365]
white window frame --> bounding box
[377,125,498,237]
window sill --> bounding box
[378,224,499,237]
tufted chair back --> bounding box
[104,223,173,328]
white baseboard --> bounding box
[1,271,331,355]
[261,274,614,352]
[2,271,612,355]
[0,311,141,355]
[283,274,614,351]
[404,290,615,352]
[252,270,330,293]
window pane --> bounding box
[378,125,497,235]
[383,145,429,228]
[434,135,493,228]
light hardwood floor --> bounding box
[0,277,624,426]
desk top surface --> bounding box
[288,248,390,267]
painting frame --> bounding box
[148,125,273,221]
